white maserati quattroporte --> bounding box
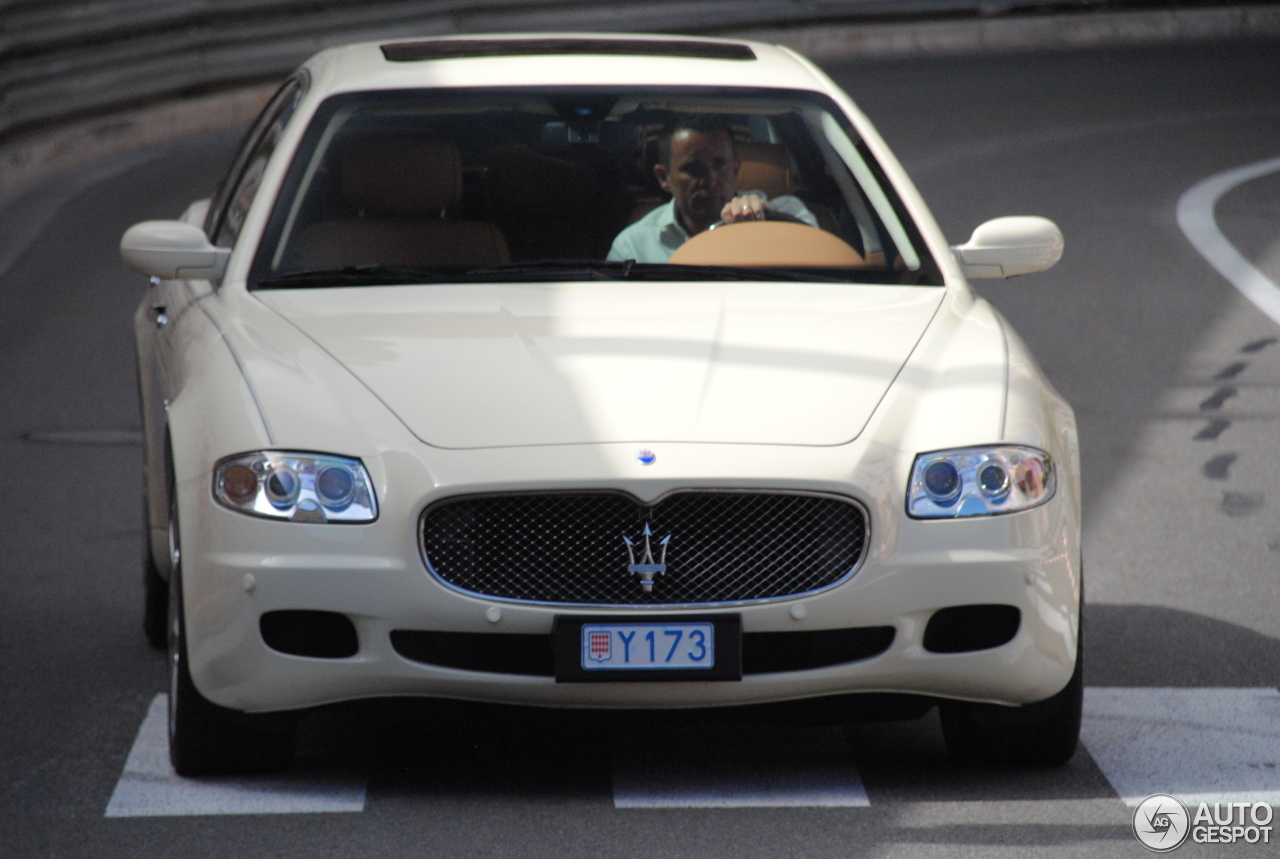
[120,34,1079,775]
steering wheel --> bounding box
[708,208,809,230]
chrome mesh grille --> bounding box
[420,491,866,605]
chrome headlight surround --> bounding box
[213,451,378,523]
[907,446,1055,519]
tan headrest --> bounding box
[736,142,791,200]
[340,139,462,215]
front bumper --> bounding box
[178,438,1081,713]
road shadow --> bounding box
[308,603,1280,804]
[348,699,613,801]
[1085,602,1280,687]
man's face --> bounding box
[654,128,740,234]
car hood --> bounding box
[255,282,944,449]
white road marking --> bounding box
[104,695,366,817]
[611,724,869,808]
[106,688,1280,814]
[1081,687,1280,807]
[1177,155,1280,327]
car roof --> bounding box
[304,33,833,98]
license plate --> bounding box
[581,622,714,670]
[553,614,742,682]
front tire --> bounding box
[939,633,1083,768]
[143,538,168,650]
[167,496,295,776]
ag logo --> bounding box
[1133,794,1190,852]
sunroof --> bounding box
[380,38,757,63]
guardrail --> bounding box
[1,0,1177,143]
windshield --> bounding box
[248,86,941,288]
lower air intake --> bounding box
[390,626,894,676]
[923,605,1021,654]
[260,610,358,659]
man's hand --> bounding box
[720,193,767,224]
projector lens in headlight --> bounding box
[922,460,962,505]
[978,464,1010,500]
[264,465,300,508]
[908,446,1054,518]
[213,452,377,522]
[316,465,356,509]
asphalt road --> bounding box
[3,36,1280,857]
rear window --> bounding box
[249,86,941,289]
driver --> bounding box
[607,115,816,264]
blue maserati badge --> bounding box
[623,523,671,593]
[636,449,656,465]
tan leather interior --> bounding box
[667,220,865,267]
[736,142,792,200]
[290,138,509,269]
[290,220,509,270]
[736,141,842,236]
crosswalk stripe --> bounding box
[104,694,366,817]
[1081,687,1280,807]
[105,687,1280,815]
[611,724,869,808]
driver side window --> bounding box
[206,76,305,249]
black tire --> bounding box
[143,534,168,650]
[939,629,1083,768]
[167,496,295,776]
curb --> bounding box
[2,5,1278,214]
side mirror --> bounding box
[951,216,1063,279]
[120,221,230,280]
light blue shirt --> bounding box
[606,193,817,264]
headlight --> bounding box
[214,452,377,523]
[907,446,1054,518]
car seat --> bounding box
[289,138,509,270]
[736,141,840,236]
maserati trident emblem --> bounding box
[623,523,671,593]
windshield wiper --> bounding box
[464,260,621,281]
[636,263,863,283]
[467,260,865,283]
[255,265,455,288]
[257,261,875,289]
